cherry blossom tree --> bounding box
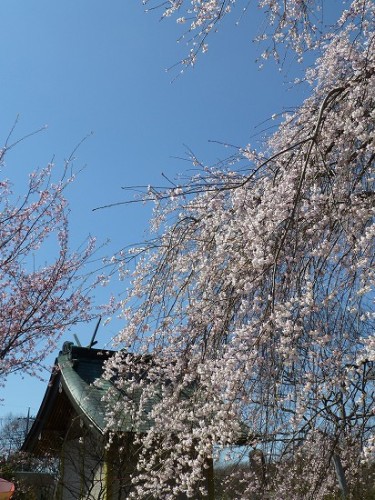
[0,132,98,382]
[104,1,374,498]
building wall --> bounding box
[55,432,107,499]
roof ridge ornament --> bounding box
[61,341,74,355]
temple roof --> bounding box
[22,342,119,454]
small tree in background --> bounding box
[0,413,34,457]
[104,1,374,498]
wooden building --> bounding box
[22,342,140,499]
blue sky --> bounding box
[0,0,313,418]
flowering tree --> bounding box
[0,135,97,382]
[104,1,374,498]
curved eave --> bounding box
[22,348,112,454]
[58,354,107,435]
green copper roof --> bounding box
[22,342,155,454]
[58,342,154,435]
[58,346,111,434]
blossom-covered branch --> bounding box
[142,0,371,67]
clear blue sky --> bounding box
[0,0,313,418]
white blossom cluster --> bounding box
[104,1,374,497]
